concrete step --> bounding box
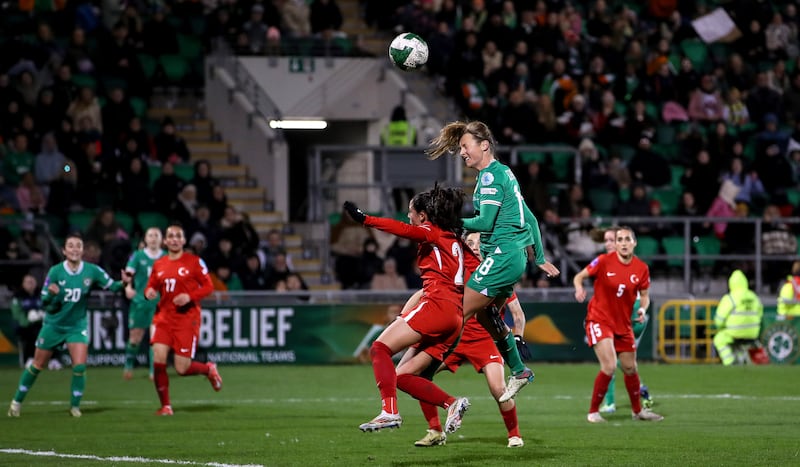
[188,141,229,154]
[283,234,302,248]
[248,211,283,224]
[229,199,266,211]
[178,129,214,141]
[293,258,322,273]
[253,222,284,235]
[308,283,341,291]
[213,164,246,178]
[194,152,230,164]
[148,107,194,120]
[226,186,265,200]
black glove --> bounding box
[515,335,532,361]
[343,201,367,224]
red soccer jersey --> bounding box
[365,217,464,308]
[585,251,650,335]
[147,251,214,324]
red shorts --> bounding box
[585,321,636,353]
[443,337,504,372]
[402,298,462,362]
[150,319,201,359]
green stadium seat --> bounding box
[159,55,190,84]
[610,144,636,163]
[549,150,574,182]
[588,188,618,216]
[681,39,709,71]
[148,164,162,188]
[72,73,97,90]
[137,211,169,232]
[130,96,147,118]
[651,187,681,215]
[137,53,158,81]
[636,235,660,260]
[670,165,685,190]
[116,211,135,235]
[174,163,194,182]
[693,235,721,270]
[661,236,686,269]
[786,188,800,206]
[656,124,676,145]
[67,211,96,234]
[178,34,203,60]
[519,151,546,164]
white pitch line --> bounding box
[0,448,263,467]
[21,393,800,408]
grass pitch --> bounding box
[0,363,798,466]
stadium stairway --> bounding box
[337,0,458,126]
[146,95,326,289]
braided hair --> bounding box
[410,183,464,235]
[426,120,497,160]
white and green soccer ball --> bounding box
[388,33,429,71]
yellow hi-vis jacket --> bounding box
[381,121,416,146]
[778,276,800,316]
[714,270,763,338]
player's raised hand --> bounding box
[343,201,366,224]
[47,283,60,295]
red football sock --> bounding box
[420,401,442,431]
[369,341,397,414]
[153,363,170,407]
[624,373,643,414]
[182,361,210,376]
[396,373,453,408]
[589,371,613,413]
[500,404,520,438]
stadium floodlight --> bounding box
[269,119,328,130]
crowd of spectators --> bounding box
[359,0,800,290]
[0,1,347,295]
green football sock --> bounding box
[70,364,86,408]
[124,342,138,370]
[148,346,154,377]
[14,364,41,403]
[496,332,526,375]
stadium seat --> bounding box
[148,164,162,188]
[137,53,158,82]
[137,211,169,232]
[693,235,721,270]
[174,163,194,182]
[610,144,635,163]
[651,187,681,215]
[519,151,546,164]
[159,55,190,84]
[36,213,65,238]
[116,211,135,235]
[178,34,203,60]
[786,188,800,206]
[588,188,618,216]
[680,39,709,71]
[72,73,97,90]
[656,124,676,145]
[661,236,687,269]
[549,149,573,182]
[67,211,97,234]
[635,235,660,260]
[130,96,148,118]
[670,165,685,190]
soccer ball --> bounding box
[388,33,429,71]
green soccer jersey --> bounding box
[125,248,165,300]
[41,261,123,330]
[463,160,545,264]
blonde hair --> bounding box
[426,120,497,160]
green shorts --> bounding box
[466,247,527,300]
[128,297,157,329]
[36,324,89,350]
